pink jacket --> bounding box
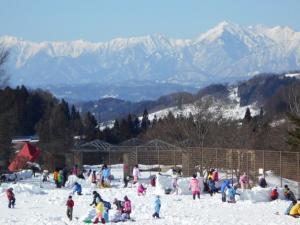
[137,184,146,193]
[124,200,131,213]
[189,178,200,192]
[212,171,219,182]
[239,174,249,184]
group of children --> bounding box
[87,164,112,188]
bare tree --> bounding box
[288,83,300,116]
[0,47,9,88]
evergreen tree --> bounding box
[287,114,300,151]
[152,114,158,127]
[70,105,83,136]
[141,109,150,131]
[133,117,140,135]
[244,107,252,122]
[83,112,98,141]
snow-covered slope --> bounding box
[1,21,300,90]
[0,166,298,225]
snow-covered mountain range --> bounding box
[1,21,300,101]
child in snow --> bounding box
[221,179,231,202]
[101,164,111,184]
[6,187,16,208]
[123,196,132,216]
[93,201,105,224]
[289,199,300,217]
[258,175,267,188]
[239,172,249,190]
[72,165,79,176]
[90,191,103,206]
[66,195,74,221]
[152,195,161,218]
[189,174,200,200]
[132,164,140,184]
[137,183,147,196]
[212,169,219,182]
[284,185,297,202]
[53,169,59,188]
[208,177,216,196]
[228,185,240,203]
[172,170,179,195]
[90,171,97,184]
[113,198,125,212]
[271,187,279,200]
[42,170,49,182]
[285,200,297,215]
[73,182,82,195]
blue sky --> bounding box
[1,0,299,42]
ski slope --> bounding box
[0,165,298,225]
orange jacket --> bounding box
[53,171,59,181]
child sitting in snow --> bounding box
[228,185,240,203]
[152,195,161,218]
[137,183,147,196]
[289,199,300,217]
[73,182,82,195]
[111,196,131,223]
[189,174,200,200]
[271,187,279,201]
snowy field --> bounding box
[0,165,299,225]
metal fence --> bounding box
[94,146,300,186]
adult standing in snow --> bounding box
[6,187,16,208]
[101,164,111,186]
[152,195,161,218]
[239,172,249,190]
[220,179,231,202]
[132,165,140,184]
[189,174,200,200]
[66,195,74,221]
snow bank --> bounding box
[80,208,96,222]
[155,174,204,195]
[239,187,285,203]
[0,183,46,195]
[4,170,33,181]
[65,175,90,188]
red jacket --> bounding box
[6,189,14,200]
[271,189,278,199]
[66,199,74,208]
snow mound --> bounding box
[0,183,46,195]
[239,187,285,203]
[80,208,96,222]
[155,174,204,195]
[65,175,89,188]
[4,170,33,181]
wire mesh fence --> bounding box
[73,144,300,196]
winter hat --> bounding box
[68,195,72,199]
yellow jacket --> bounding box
[96,202,104,214]
[290,204,300,216]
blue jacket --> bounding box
[102,168,110,179]
[154,197,161,213]
[208,179,216,191]
[220,180,231,193]
[228,187,236,198]
[73,183,82,193]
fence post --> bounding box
[215,149,218,170]
[173,148,176,168]
[231,149,233,184]
[280,151,282,188]
[201,148,203,176]
[263,150,265,178]
[135,147,138,165]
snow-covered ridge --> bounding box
[2,21,300,88]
